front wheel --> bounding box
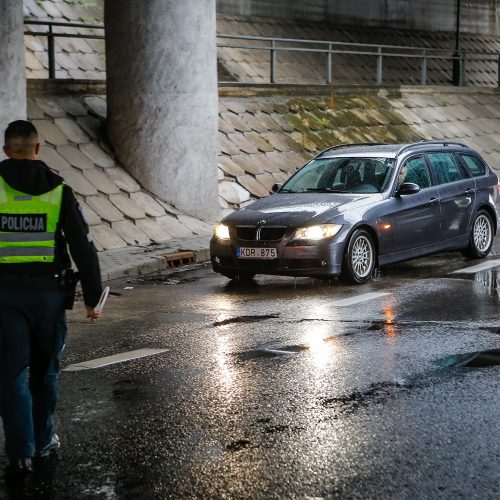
[461,210,494,259]
[340,229,376,285]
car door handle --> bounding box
[427,198,439,205]
[464,189,474,195]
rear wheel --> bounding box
[461,210,494,259]
[340,229,376,285]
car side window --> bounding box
[398,156,432,189]
[427,152,470,184]
[459,154,486,177]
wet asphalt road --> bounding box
[1,241,499,499]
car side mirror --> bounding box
[397,182,420,196]
[272,183,283,193]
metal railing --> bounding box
[217,33,500,87]
[24,20,500,87]
[24,20,105,79]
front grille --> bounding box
[259,227,286,241]
[235,225,287,242]
[235,226,257,241]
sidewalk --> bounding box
[98,234,212,282]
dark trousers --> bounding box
[0,289,66,459]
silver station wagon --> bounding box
[210,142,500,284]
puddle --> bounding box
[235,344,308,361]
[225,439,252,452]
[128,275,199,286]
[214,314,279,326]
[320,381,409,416]
[436,349,500,368]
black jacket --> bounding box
[0,159,102,307]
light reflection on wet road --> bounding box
[1,244,499,499]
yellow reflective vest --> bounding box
[0,178,63,264]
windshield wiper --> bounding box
[305,188,346,193]
[278,188,298,193]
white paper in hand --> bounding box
[95,286,110,313]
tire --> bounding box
[340,229,376,285]
[461,210,494,259]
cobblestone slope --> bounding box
[218,87,500,214]
[28,91,214,251]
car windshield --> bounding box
[280,157,395,194]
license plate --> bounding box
[237,247,277,259]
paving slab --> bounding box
[104,167,141,193]
[33,119,68,146]
[91,224,127,251]
[55,118,89,144]
[83,168,122,195]
[39,147,71,172]
[112,220,151,246]
[34,98,67,118]
[231,153,266,175]
[56,97,88,117]
[130,192,166,217]
[57,145,94,170]
[86,195,124,223]
[76,115,102,140]
[237,174,269,198]
[219,180,251,204]
[80,142,115,168]
[218,155,245,177]
[62,168,99,196]
[176,214,215,235]
[77,198,101,226]
[156,215,194,238]
[135,218,172,243]
[109,193,147,220]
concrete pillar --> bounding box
[0,0,26,154]
[105,0,220,220]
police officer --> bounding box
[0,120,102,477]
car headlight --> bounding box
[214,223,230,240]
[293,224,342,240]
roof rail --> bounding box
[396,140,468,157]
[315,142,388,159]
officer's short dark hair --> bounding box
[4,120,39,154]
[5,120,38,143]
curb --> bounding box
[98,239,211,282]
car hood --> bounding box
[223,192,383,226]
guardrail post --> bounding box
[270,39,276,83]
[48,24,55,79]
[460,52,466,86]
[376,46,383,85]
[498,55,500,88]
[326,43,333,84]
[420,50,427,86]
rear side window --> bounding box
[459,154,486,177]
[427,152,470,184]
[398,156,432,189]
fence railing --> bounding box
[217,33,500,87]
[24,20,500,87]
[24,20,105,79]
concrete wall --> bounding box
[0,0,26,155]
[217,0,500,36]
[105,0,220,220]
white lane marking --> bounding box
[63,348,169,372]
[331,292,389,307]
[451,259,500,274]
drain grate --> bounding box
[161,251,195,268]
